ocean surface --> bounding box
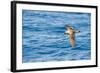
[22,10,91,63]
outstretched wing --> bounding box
[74,30,80,33]
[64,31,69,35]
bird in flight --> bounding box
[64,25,80,48]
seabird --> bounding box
[64,25,80,48]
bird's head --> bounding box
[65,25,74,30]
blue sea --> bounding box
[22,10,91,63]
